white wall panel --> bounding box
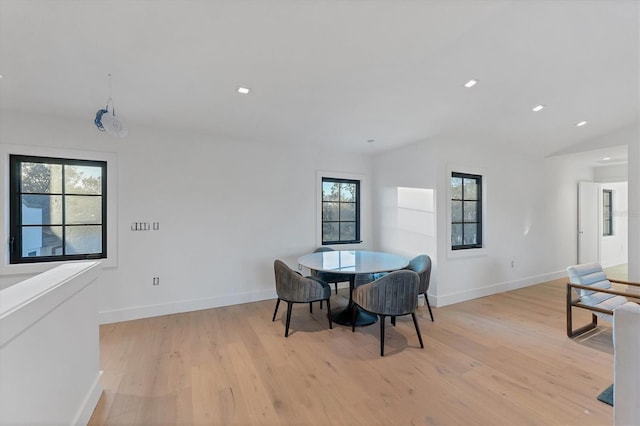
[0,110,372,322]
[372,136,594,306]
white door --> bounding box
[578,181,600,264]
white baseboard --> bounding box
[432,270,567,307]
[99,289,277,324]
[72,370,103,426]
[100,271,567,324]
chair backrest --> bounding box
[407,254,431,294]
[274,260,328,303]
[566,262,615,305]
[353,270,419,316]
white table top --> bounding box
[297,250,409,274]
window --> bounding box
[9,155,107,264]
[603,189,613,236]
[321,177,360,244]
[451,172,482,250]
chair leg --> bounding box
[309,302,313,314]
[380,314,386,356]
[391,316,396,326]
[566,285,598,337]
[326,298,333,329]
[412,312,424,349]
[334,283,338,294]
[285,302,293,337]
[320,300,323,310]
[272,298,280,322]
[424,293,434,322]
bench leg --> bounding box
[567,285,598,337]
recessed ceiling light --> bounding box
[576,121,587,127]
[603,157,611,161]
[532,105,545,112]
[464,79,478,88]
[237,86,250,94]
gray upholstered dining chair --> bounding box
[352,270,424,356]
[407,254,434,321]
[272,260,333,337]
[311,247,351,294]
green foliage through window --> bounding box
[451,172,482,250]
[9,155,107,264]
[322,177,360,244]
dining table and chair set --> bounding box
[272,249,433,356]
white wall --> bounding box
[595,163,627,183]
[373,136,594,306]
[2,108,631,321]
[629,136,640,281]
[0,110,374,323]
[600,182,628,268]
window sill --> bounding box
[447,246,487,259]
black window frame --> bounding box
[603,189,613,237]
[321,177,361,245]
[451,172,483,250]
[9,155,107,264]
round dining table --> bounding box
[297,250,409,326]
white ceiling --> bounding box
[0,0,638,157]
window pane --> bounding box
[463,178,478,200]
[21,162,62,193]
[451,200,462,222]
[322,182,339,201]
[66,196,102,224]
[21,226,63,257]
[65,165,102,195]
[66,226,102,254]
[322,178,360,243]
[340,222,356,241]
[452,224,463,246]
[451,177,462,199]
[340,183,356,202]
[464,201,478,221]
[463,224,479,245]
[21,195,63,225]
[323,202,339,221]
[323,222,339,242]
[340,203,356,221]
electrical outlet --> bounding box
[152,277,160,285]
[511,261,515,268]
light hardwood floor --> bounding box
[89,278,614,425]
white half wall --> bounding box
[0,261,102,425]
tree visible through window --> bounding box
[451,172,482,250]
[9,155,107,264]
[603,189,613,236]
[322,177,360,244]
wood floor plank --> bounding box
[90,279,614,425]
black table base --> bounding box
[330,303,377,327]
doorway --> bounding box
[577,181,628,269]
